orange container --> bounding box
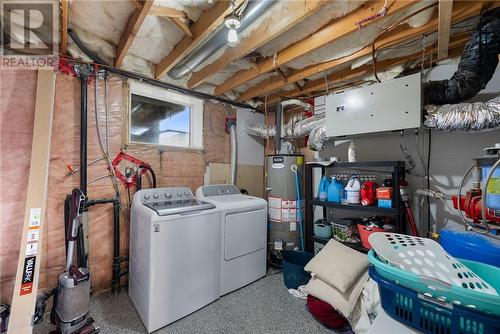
[357,224,385,249]
[376,187,393,200]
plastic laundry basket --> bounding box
[369,266,500,334]
[368,250,500,315]
[282,251,314,289]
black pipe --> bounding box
[112,200,121,294]
[65,29,256,110]
[86,198,117,206]
[136,168,142,191]
[80,77,88,197]
[424,8,500,104]
[139,165,157,189]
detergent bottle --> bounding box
[345,174,361,204]
[327,176,345,203]
[318,176,330,201]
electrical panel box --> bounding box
[326,73,422,137]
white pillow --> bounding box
[305,270,369,319]
[304,239,369,293]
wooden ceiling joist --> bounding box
[60,0,68,55]
[155,0,245,79]
[213,0,417,96]
[437,0,454,60]
[115,0,154,67]
[237,0,486,102]
[263,33,470,106]
[186,0,333,89]
[169,17,193,38]
[149,6,187,18]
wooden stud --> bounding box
[212,0,417,95]
[155,0,245,79]
[187,0,333,89]
[149,5,187,18]
[60,0,68,55]
[437,0,454,60]
[169,17,193,38]
[115,0,154,67]
[7,70,56,334]
[237,0,487,102]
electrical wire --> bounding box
[415,131,428,177]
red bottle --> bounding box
[361,181,378,206]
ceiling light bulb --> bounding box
[228,28,238,44]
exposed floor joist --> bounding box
[155,0,245,79]
[237,0,486,102]
[186,0,333,89]
[149,6,187,18]
[115,0,154,67]
[213,0,417,96]
[263,34,470,106]
[169,17,193,38]
[438,0,454,59]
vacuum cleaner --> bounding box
[51,188,99,334]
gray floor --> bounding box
[34,272,332,334]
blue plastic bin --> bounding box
[282,251,314,289]
[440,228,500,267]
[369,266,500,334]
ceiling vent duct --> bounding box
[168,0,276,80]
[424,8,500,105]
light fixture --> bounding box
[224,2,241,46]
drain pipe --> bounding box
[168,0,276,79]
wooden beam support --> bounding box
[237,0,485,102]
[60,0,68,55]
[169,17,193,38]
[115,0,154,67]
[437,0,454,59]
[155,0,245,79]
[264,34,469,105]
[187,0,333,89]
[150,5,187,18]
[275,68,288,84]
[7,70,56,334]
[214,0,417,96]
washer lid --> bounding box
[144,199,215,216]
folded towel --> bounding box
[305,239,369,293]
[304,269,369,319]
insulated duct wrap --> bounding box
[424,96,500,131]
[307,125,327,151]
[423,8,500,105]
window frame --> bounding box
[127,80,204,150]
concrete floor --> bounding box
[34,272,336,334]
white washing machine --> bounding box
[129,187,221,333]
[196,184,267,295]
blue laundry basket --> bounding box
[282,251,314,289]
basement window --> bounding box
[128,80,203,149]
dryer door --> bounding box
[224,209,266,260]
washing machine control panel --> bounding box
[140,187,194,204]
[200,184,239,197]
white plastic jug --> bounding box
[345,174,361,204]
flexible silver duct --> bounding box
[168,0,276,79]
[424,95,500,131]
[230,124,238,186]
[307,125,327,151]
[245,114,325,139]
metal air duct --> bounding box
[168,0,276,79]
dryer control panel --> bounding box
[139,187,194,204]
[200,184,239,197]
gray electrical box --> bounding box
[326,73,422,137]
